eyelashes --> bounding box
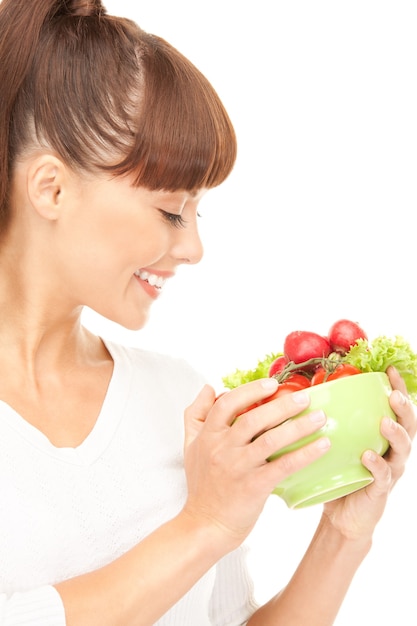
[159,210,202,229]
[160,210,187,228]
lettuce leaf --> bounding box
[222,353,281,389]
[344,336,417,403]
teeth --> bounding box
[134,269,166,289]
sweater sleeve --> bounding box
[0,586,66,625]
[208,545,259,626]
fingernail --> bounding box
[390,389,406,405]
[383,416,397,430]
[293,391,309,404]
[309,410,326,424]
[365,450,376,462]
[397,391,407,405]
[316,437,331,450]
[261,378,279,390]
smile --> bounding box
[134,269,167,290]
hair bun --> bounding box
[65,0,105,17]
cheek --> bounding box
[68,202,169,274]
[121,219,170,260]
[108,225,170,275]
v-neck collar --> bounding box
[0,338,133,466]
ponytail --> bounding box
[0,0,106,224]
[0,0,53,223]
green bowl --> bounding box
[269,372,396,509]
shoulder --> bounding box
[103,338,207,401]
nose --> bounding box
[171,222,204,265]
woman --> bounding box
[0,1,415,624]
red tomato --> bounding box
[311,363,362,385]
[272,379,311,397]
[218,371,311,414]
[238,377,311,405]
[250,375,310,405]
[327,319,368,354]
[283,373,311,388]
[327,363,362,380]
[284,330,332,369]
[310,367,327,385]
[268,355,288,377]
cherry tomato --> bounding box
[274,383,303,397]
[327,363,362,380]
[327,319,368,354]
[236,376,311,408]
[218,366,310,415]
[283,373,311,388]
[272,379,311,397]
[311,363,362,385]
[310,367,327,385]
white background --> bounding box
[85,2,417,623]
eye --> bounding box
[159,210,187,229]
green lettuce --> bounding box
[344,336,417,403]
[222,353,281,389]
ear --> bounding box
[26,154,68,221]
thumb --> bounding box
[184,384,216,449]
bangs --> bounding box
[107,34,237,191]
[6,14,236,197]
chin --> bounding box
[86,306,150,333]
[114,310,151,332]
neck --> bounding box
[0,244,101,379]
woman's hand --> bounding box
[183,379,330,547]
[322,366,417,540]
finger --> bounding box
[230,388,312,443]
[184,384,216,447]
[388,387,417,441]
[380,417,412,482]
[247,409,327,464]
[361,450,392,496]
[209,378,280,428]
[256,437,331,493]
[386,365,408,395]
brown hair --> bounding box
[0,0,237,228]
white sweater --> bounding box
[0,340,258,625]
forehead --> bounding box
[143,188,207,207]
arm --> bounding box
[247,516,371,625]
[56,379,328,626]
[248,366,416,625]
[56,510,232,626]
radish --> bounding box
[284,330,332,369]
[328,319,368,354]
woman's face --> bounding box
[56,172,206,329]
